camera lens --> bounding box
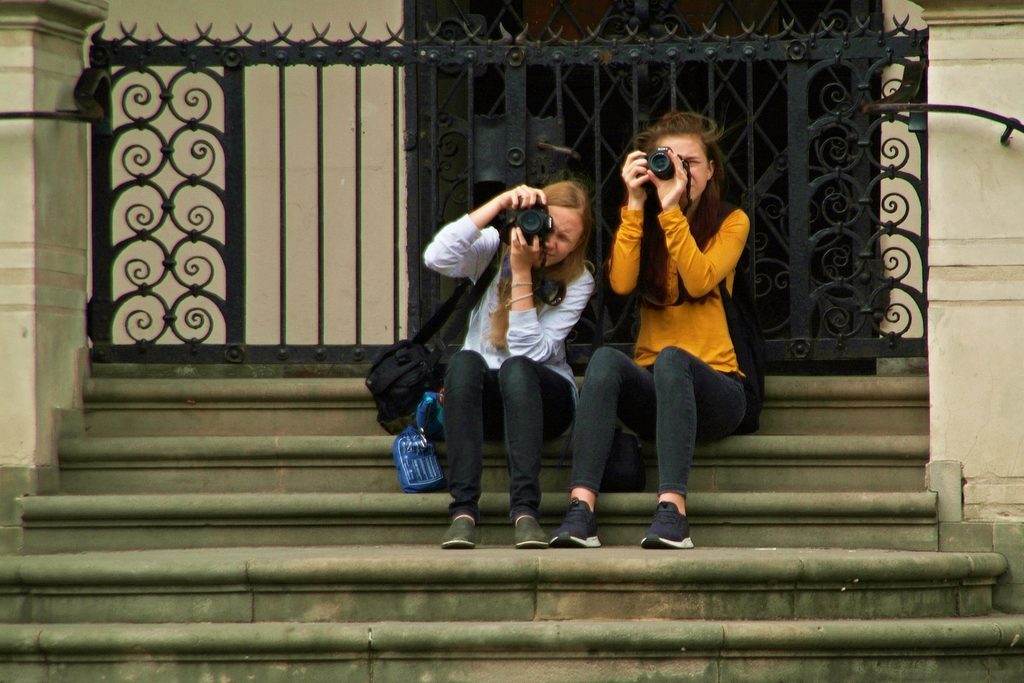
[647,147,675,180]
[515,207,552,238]
[519,210,543,235]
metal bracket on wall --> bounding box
[0,68,111,133]
[862,61,1024,146]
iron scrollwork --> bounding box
[87,2,928,365]
[99,63,228,352]
[412,0,928,364]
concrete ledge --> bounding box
[0,546,1002,623]
[0,467,57,554]
[0,622,369,655]
[83,378,372,404]
[941,521,1024,614]
[82,376,928,405]
[59,435,399,462]
[18,491,938,522]
[0,467,57,525]
[57,434,930,464]
[0,547,1005,588]
[14,492,940,552]
[374,617,1024,652]
[764,376,928,403]
[0,617,1021,655]
[89,363,374,379]
[79,375,930,438]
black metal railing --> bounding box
[87,22,406,363]
[87,0,929,367]
[862,61,1024,146]
[0,68,111,127]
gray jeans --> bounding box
[570,345,745,496]
[444,350,575,522]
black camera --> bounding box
[647,146,678,180]
[503,206,553,244]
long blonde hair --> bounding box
[487,179,594,351]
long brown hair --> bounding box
[626,111,727,306]
[487,180,594,351]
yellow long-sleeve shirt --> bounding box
[608,205,751,371]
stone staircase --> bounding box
[2,374,1023,681]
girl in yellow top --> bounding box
[550,112,750,549]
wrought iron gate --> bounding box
[87,0,928,367]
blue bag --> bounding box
[392,424,447,493]
[414,391,445,441]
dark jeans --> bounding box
[571,345,745,497]
[444,350,575,522]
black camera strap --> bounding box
[412,250,499,361]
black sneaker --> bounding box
[441,516,476,549]
[514,515,549,549]
[641,501,694,549]
[549,499,601,548]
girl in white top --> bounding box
[423,180,595,549]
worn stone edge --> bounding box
[17,491,938,521]
[56,433,931,464]
[82,376,928,405]
[0,618,1022,655]
[0,547,1005,587]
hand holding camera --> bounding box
[621,147,692,213]
[650,146,692,213]
[495,186,551,244]
[489,185,549,275]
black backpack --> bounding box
[599,428,647,492]
[365,255,498,434]
[719,245,765,434]
[694,203,766,434]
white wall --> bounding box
[918,0,1024,521]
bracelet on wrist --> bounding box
[511,281,533,287]
[506,293,535,308]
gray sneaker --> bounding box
[441,516,476,549]
[514,515,549,549]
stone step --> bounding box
[17,491,938,553]
[0,546,1004,623]
[78,375,929,438]
[80,377,380,438]
[0,616,1021,682]
[57,434,929,495]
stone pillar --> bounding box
[918,0,1024,611]
[0,0,107,552]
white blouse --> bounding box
[423,213,595,397]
